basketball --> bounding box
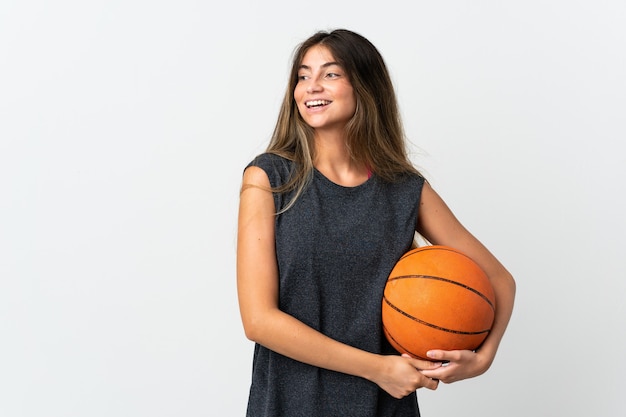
[382,245,496,360]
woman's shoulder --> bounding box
[247,152,292,169]
[383,170,425,187]
[245,152,296,187]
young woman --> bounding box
[237,28,516,417]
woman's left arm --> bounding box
[416,181,516,383]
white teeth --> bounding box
[306,100,330,108]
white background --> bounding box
[1,1,625,416]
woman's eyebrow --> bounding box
[298,62,341,70]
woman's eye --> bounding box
[326,72,340,79]
[298,74,309,81]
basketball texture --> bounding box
[382,245,496,360]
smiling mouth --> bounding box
[305,100,332,108]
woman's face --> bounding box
[294,45,356,133]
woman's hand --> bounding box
[419,349,492,384]
[370,354,441,398]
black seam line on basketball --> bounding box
[388,274,495,311]
[382,323,428,360]
[383,296,491,335]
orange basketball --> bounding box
[382,245,496,360]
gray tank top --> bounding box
[245,153,425,417]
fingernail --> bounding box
[426,351,434,358]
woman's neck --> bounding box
[313,132,369,186]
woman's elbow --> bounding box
[506,271,516,295]
[500,270,516,302]
[241,313,268,343]
[242,323,259,343]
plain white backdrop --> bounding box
[1,1,624,416]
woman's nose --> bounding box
[306,79,323,93]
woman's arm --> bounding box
[416,182,516,383]
[237,166,440,398]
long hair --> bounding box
[267,29,421,211]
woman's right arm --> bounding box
[236,166,440,398]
